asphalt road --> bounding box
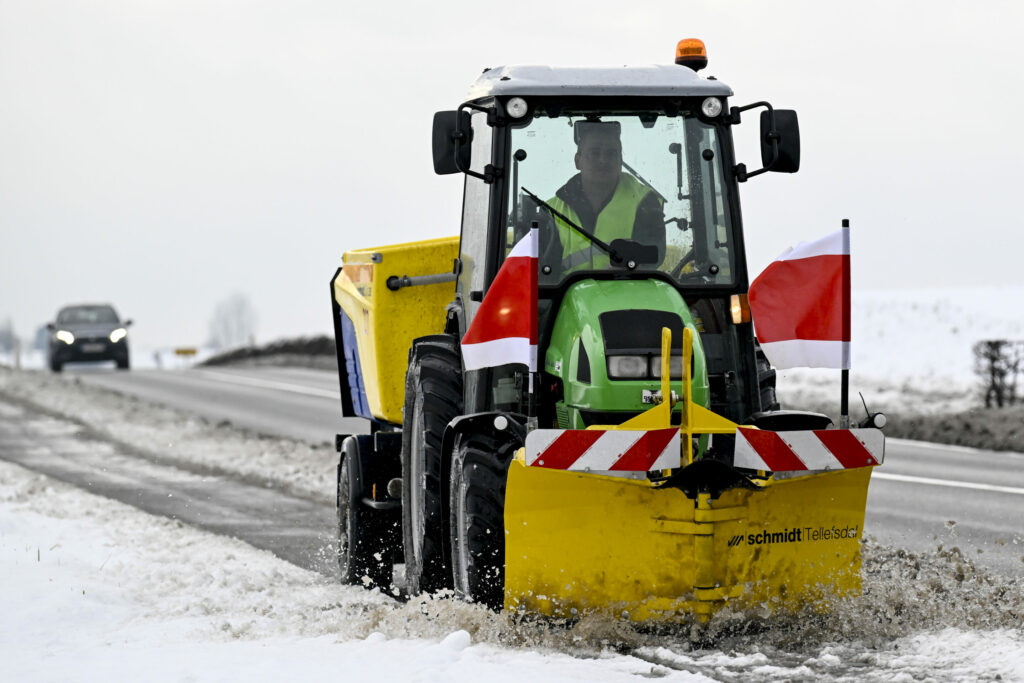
[19,364,1024,578]
[68,365,368,443]
[866,440,1024,575]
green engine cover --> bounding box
[544,279,710,429]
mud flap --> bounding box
[503,459,874,622]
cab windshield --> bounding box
[58,305,120,325]
[504,109,735,287]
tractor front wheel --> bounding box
[449,432,514,610]
[401,337,462,595]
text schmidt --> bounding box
[745,526,859,546]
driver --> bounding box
[546,121,665,272]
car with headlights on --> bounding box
[47,304,132,372]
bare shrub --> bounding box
[973,340,1024,408]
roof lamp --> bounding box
[701,97,723,118]
[675,38,708,72]
[506,97,528,119]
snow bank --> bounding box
[0,460,711,682]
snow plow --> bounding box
[330,39,885,622]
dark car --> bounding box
[47,304,132,372]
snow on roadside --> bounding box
[0,460,710,682]
[0,368,335,504]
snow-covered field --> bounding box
[771,286,1024,416]
[2,286,1023,680]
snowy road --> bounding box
[70,365,366,443]
[0,400,338,578]
[1,366,1023,681]
[70,365,1024,577]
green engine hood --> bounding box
[544,279,710,428]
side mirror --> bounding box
[432,110,472,175]
[124,319,134,327]
[760,109,800,173]
[46,322,55,331]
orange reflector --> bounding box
[342,263,374,284]
[730,293,751,324]
[675,38,708,71]
[372,483,377,500]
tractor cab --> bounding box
[432,40,801,428]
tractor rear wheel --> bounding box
[401,337,462,595]
[337,441,393,589]
[755,342,780,412]
[449,431,515,610]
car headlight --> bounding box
[109,328,128,343]
[607,355,648,379]
[649,356,683,379]
[56,330,75,344]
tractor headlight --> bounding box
[506,97,528,119]
[649,356,683,380]
[109,328,128,343]
[56,330,75,345]
[607,355,648,379]
[701,97,723,118]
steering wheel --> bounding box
[669,248,696,279]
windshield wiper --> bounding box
[521,187,624,264]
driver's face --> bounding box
[575,136,622,184]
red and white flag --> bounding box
[461,229,538,372]
[748,226,850,369]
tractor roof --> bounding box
[466,64,733,101]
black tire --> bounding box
[50,359,62,373]
[401,337,463,595]
[116,355,130,370]
[337,439,392,589]
[449,431,515,610]
[755,341,781,412]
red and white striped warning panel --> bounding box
[524,428,680,473]
[734,427,884,472]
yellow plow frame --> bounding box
[504,328,874,621]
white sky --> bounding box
[2,1,1022,348]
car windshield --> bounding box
[58,305,119,325]
[504,110,735,287]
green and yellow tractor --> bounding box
[330,39,885,622]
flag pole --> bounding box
[840,218,851,428]
[527,220,539,431]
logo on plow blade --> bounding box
[727,526,860,548]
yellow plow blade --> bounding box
[504,461,874,622]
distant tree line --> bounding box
[974,340,1024,408]
[207,293,257,351]
[0,318,15,352]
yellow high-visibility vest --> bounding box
[549,173,655,271]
